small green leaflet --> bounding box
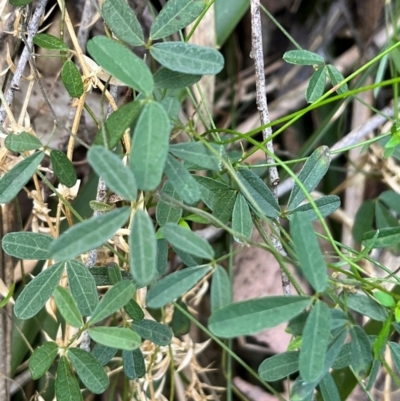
[375,201,399,228]
[172,300,190,336]
[291,212,327,292]
[208,296,311,338]
[55,356,83,401]
[68,348,109,394]
[88,146,137,201]
[5,132,42,152]
[150,0,206,40]
[212,190,237,224]
[66,260,99,317]
[87,36,154,95]
[0,151,44,203]
[130,101,171,190]
[283,49,325,66]
[160,96,181,120]
[210,265,232,312]
[2,232,53,260]
[150,42,224,75]
[53,286,83,328]
[349,325,373,378]
[146,265,212,308]
[88,326,141,350]
[9,0,33,5]
[153,67,201,89]
[290,377,317,401]
[92,343,118,366]
[343,292,388,322]
[156,180,182,226]
[306,66,327,103]
[125,299,145,321]
[379,190,400,214]
[326,64,348,94]
[232,193,253,242]
[352,200,374,243]
[258,351,299,381]
[50,207,130,261]
[130,210,157,287]
[161,223,214,259]
[14,261,65,320]
[102,0,144,46]
[319,373,341,401]
[107,263,122,284]
[33,33,68,50]
[123,349,146,379]
[89,281,136,324]
[29,341,58,380]
[131,319,172,346]
[61,60,84,98]
[194,175,232,210]
[287,146,331,211]
[288,195,340,221]
[50,149,77,188]
[156,238,168,275]
[362,226,400,248]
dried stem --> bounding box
[250,0,290,295]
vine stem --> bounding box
[250,0,291,295]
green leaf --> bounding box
[379,190,400,214]
[349,325,373,378]
[68,348,109,394]
[61,60,84,98]
[107,263,122,284]
[288,195,340,221]
[146,265,211,308]
[208,296,311,338]
[129,210,157,287]
[131,319,172,346]
[290,377,317,401]
[283,49,325,66]
[53,286,83,328]
[92,343,118,366]
[161,223,214,259]
[93,100,142,148]
[193,176,232,210]
[373,291,395,307]
[2,232,52,260]
[9,0,33,6]
[236,169,280,218]
[291,212,327,292]
[171,300,190,336]
[169,142,221,171]
[130,101,170,190]
[258,351,299,382]
[29,341,58,380]
[160,96,181,120]
[102,0,144,46]
[123,349,146,379]
[156,238,168,275]
[375,201,399,228]
[172,245,202,267]
[5,131,42,152]
[50,149,77,188]
[212,189,237,224]
[50,207,130,261]
[331,343,351,370]
[88,146,137,201]
[150,0,206,40]
[156,180,183,226]
[211,265,232,312]
[352,200,374,243]
[361,226,400,248]
[90,267,132,286]
[87,36,154,95]
[319,373,341,401]
[66,260,99,317]
[306,66,327,103]
[326,64,348,94]
[55,356,83,401]
[150,42,224,75]
[88,326,141,350]
[154,67,201,89]
[288,146,331,211]
[232,193,253,242]
[389,341,400,372]
[33,33,68,50]
[343,292,388,322]
[0,151,44,203]
[164,154,201,204]
[89,281,135,324]
[124,299,144,321]
[14,261,65,319]
[299,302,331,382]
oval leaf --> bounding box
[171,300,190,336]
[343,292,388,322]
[283,49,325,66]
[50,149,77,188]
[352,200,375,243]
[2,232,53,260]
[258,351,299,382]
[362,226,400,248]
[349,325,373,378]
[0,151,44,203]
[123,349,146,379]
[211,265,232,312]
[212,189,237,224]
[130,101,170,190]
[291,212,327,292]
[61,60,84,98]
[287,195,340,221]
[327,64,348,94]
[5,131,42,152]
[131,319,172,346]
[208,296,311,338]
[102,0,144,46]
[125,299,145,321]
[92,343,118,366]
[53,286,83,328]
[87,36,154,95]
[29,341,58,380]
[55,356,83,401]
[150,0,206,40]
[50,207,130,261]
[232,193,253,242]
[146,265,211,308]
[161,222,214,259]
[288,146,331,211]
[306,66,327,103]
[150,42,224,75]
[88,146,137,201]
[68,348,109,394]
[88,326,141,350]
[156,180,183,226]
[154,67,201,89]
[319,373,341,401]
[33,33,68,50]
[14,261,65,319]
